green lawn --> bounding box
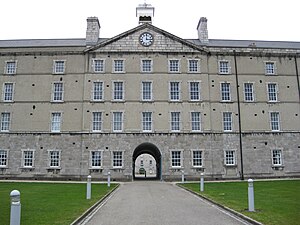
[0,182,118,225]
[179,180,300,225]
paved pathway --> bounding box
[84,181,251,225]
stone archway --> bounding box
[132,143,161,180]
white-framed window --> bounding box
[169,81,180,101]
[113,81,124,101]
[112,151,123,168]
[192,150,203,167]
[48,150,60,168]
[113,59,125,73]
[5,61,17,75]
[141,59,152,73]
[169,59,180,73]
[224,150,236,166]
[92,59,105,73]
[3,83,14,102]
[90,150,103,168]
[223,112,232,132]
[267,83,278,102]
[141,81,152,101]
[53,60,65,74]
[52,82,64,102]
[221,82,231,101]
[269,112,280,131]
[142,112,152,132]
[170,112,181,132]
[92,81,103,101]
[191,112,201,132]
[51,112,62,132]
[272,149,282,166]
[171,150,182,167]
[218,60,231,74]
[188,59,200,73]
[0,149,8,167]
[113,112,123,132]
[92,112,102,132]
[265,61,276,75]
[189,81,200,101]
[21,149,35,168]
[244,83,254,102]
[1,112,10,132]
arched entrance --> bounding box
[132,143,161,180]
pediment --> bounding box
[85,24,207,53]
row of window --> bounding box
[0,111,281,133]
[2,59,278,75]
[1,81,280,103]
[0,149,283,169]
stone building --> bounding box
[0,3,299,181]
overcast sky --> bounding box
[0,0,299,42]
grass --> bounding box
[179,180,300,225]
[0,182,118,225]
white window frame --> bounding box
[53,60,65,74]
[169,81,181,101]
[113,59,125,73]
[188,59,200,73]
[112,81,124,101]
[170,111,181,132]
[90,150,103,169]
[141,81,153,101]
[92,81,104,101]
[2,82,14,102]
[265,61,277,75]
[272,149,283,166]
[92,111,103,132]
[191,112,201,132]
[191,150,203,168]
[51,112,62,133]
[5,60,17,75]
[168,59,180,73]
[48,150,61,168]
[189,81,201,101]
[243,82,255,102]
[170,150,183,168]
[220,82,231,101]
[92,59,105,73]
[142,111,152,132]
[1,112,10,132]
[224,150,236,166]
[0,149,8,168]
[269,111,280,131]
[218,60,231,74]
[141,59,153,73]
[223,112,233,132]
[112,151,123,168]
[112,111,123,132]
[267,83,278,102]
[21,149,35,168]
[52,82,64,102]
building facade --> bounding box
[0,4,299,181]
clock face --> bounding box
[139,32,153,47]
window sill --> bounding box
[272,165,284,170]
[224,164,237,167]
[89,168,103,173]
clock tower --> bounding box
[136,2,154,24]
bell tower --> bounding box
[136,2,154,24]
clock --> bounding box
[139,32,153,46]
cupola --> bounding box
[136,2,155,24]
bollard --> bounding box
[107,171,111,187]
[10,190,21,225]
[200,173,204,192]
[248,179,255,212]
[86,175,91,199]
[181,170,185,183]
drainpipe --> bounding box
[233,50,244,180]
[294,56,300,102]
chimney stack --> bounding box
[197,17,208,44]
[86,17,100,46]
